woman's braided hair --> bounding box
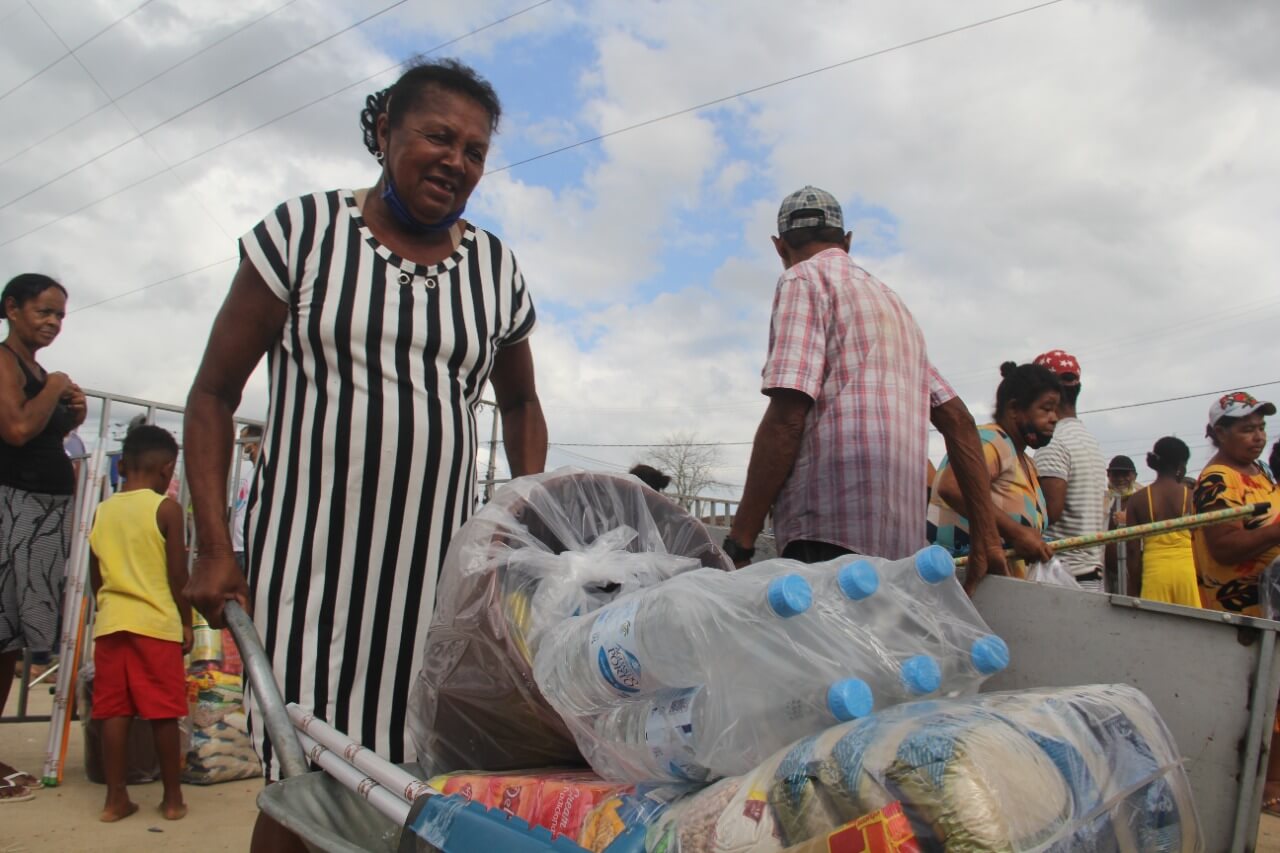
[358,57,501,159]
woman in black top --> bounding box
[0,273,85,801]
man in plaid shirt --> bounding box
[725,187,1005,589]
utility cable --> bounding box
[488,0,1068,173]
[0,0,556,249]
[0,0,416,211]
[25,2,234,239]
[0,0,304,170]
[0,0,156,102]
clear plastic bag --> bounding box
[645,684,1202,852]
[1027,557,1084,589]
[535,546,1010,784]
[410,468,730,774]
[1261,557,1280,621]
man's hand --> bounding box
[182,624,195,655]
[962,537,1011,595]
[1009,525,1054,564]
[184,553,250,629]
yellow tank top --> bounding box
[89,489,181,642]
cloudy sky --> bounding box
[1,0,1277,497]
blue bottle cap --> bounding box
[767,574,813,618]
[915,546,955,584]
[970,635,1010,675]
[900,655,942,695]
[837,561,879,601]
[827,678,874,721]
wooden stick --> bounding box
[954,502,1269,567]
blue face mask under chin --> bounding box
[380,170,466,235]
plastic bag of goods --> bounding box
[400,769,690,852]
[184,615,262,784]
[645,683,1202,853]
[535,545,1009,783]
[1026,557,1083,589]
[411,468,730,774]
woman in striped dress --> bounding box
[183,59,546,851]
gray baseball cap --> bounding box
[777,185,844,234]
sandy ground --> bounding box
[6,673,1280,852]
[1,682,260,853]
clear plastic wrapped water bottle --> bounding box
[585,677,876,783]
[533,569,814,716]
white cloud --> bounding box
[2,0,1278,496]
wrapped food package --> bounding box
[411,468,730,774]
[184,625,261,784]
[646,684,1202,853]
[414,769,688,853]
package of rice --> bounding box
[645,684,1202,853]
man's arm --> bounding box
[728,389,812,565]
[488,339,547,478]
[184,259,287,627]
[158,498,194,652]
[1041,477,1067,524]
[930,396,1010,591]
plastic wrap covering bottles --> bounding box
[411,468,731,774]
[645,684,1202,853]
[534,546,1010,783]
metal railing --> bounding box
[3,388,748,724]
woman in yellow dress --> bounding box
[1123,437,1199,606]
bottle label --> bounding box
[645,688,707,782]
[590,598,643,696]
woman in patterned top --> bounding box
[1193,391,1280,615]
[183,59,547,852]
[1193,395,1280,816]
[928,362,1060,577]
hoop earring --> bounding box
[375,150,385,163]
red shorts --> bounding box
[92,631,188,720]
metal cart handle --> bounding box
[224,601,311,779]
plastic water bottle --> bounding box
[533,569,814,716]
[585,677,876,783]
[793,551,998,705]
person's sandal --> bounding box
[0,781,35,804]
[1263,796,1280,818]
[2,771,42,790]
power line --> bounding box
[0,0,304,171]
[68,257,237,314]
[1078,380,1280,416]
[488,0,1069,174]
[511,379,1280,448]
[25,1,234,240]
[0,0,416,212]
[0,0,556,250]
[0,0,157,102]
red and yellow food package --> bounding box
[426,770,631,841]
[784,802,920,853]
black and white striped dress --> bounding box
[238,189,536,778]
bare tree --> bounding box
[643,431,723,504]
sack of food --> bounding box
[646,684,1202,852]
[410,468,729,774]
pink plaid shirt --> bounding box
[762,249,955,559]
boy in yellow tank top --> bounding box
[88,425,191,823]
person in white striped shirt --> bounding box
[183,58,547,853]
[1032,349,1108,591]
